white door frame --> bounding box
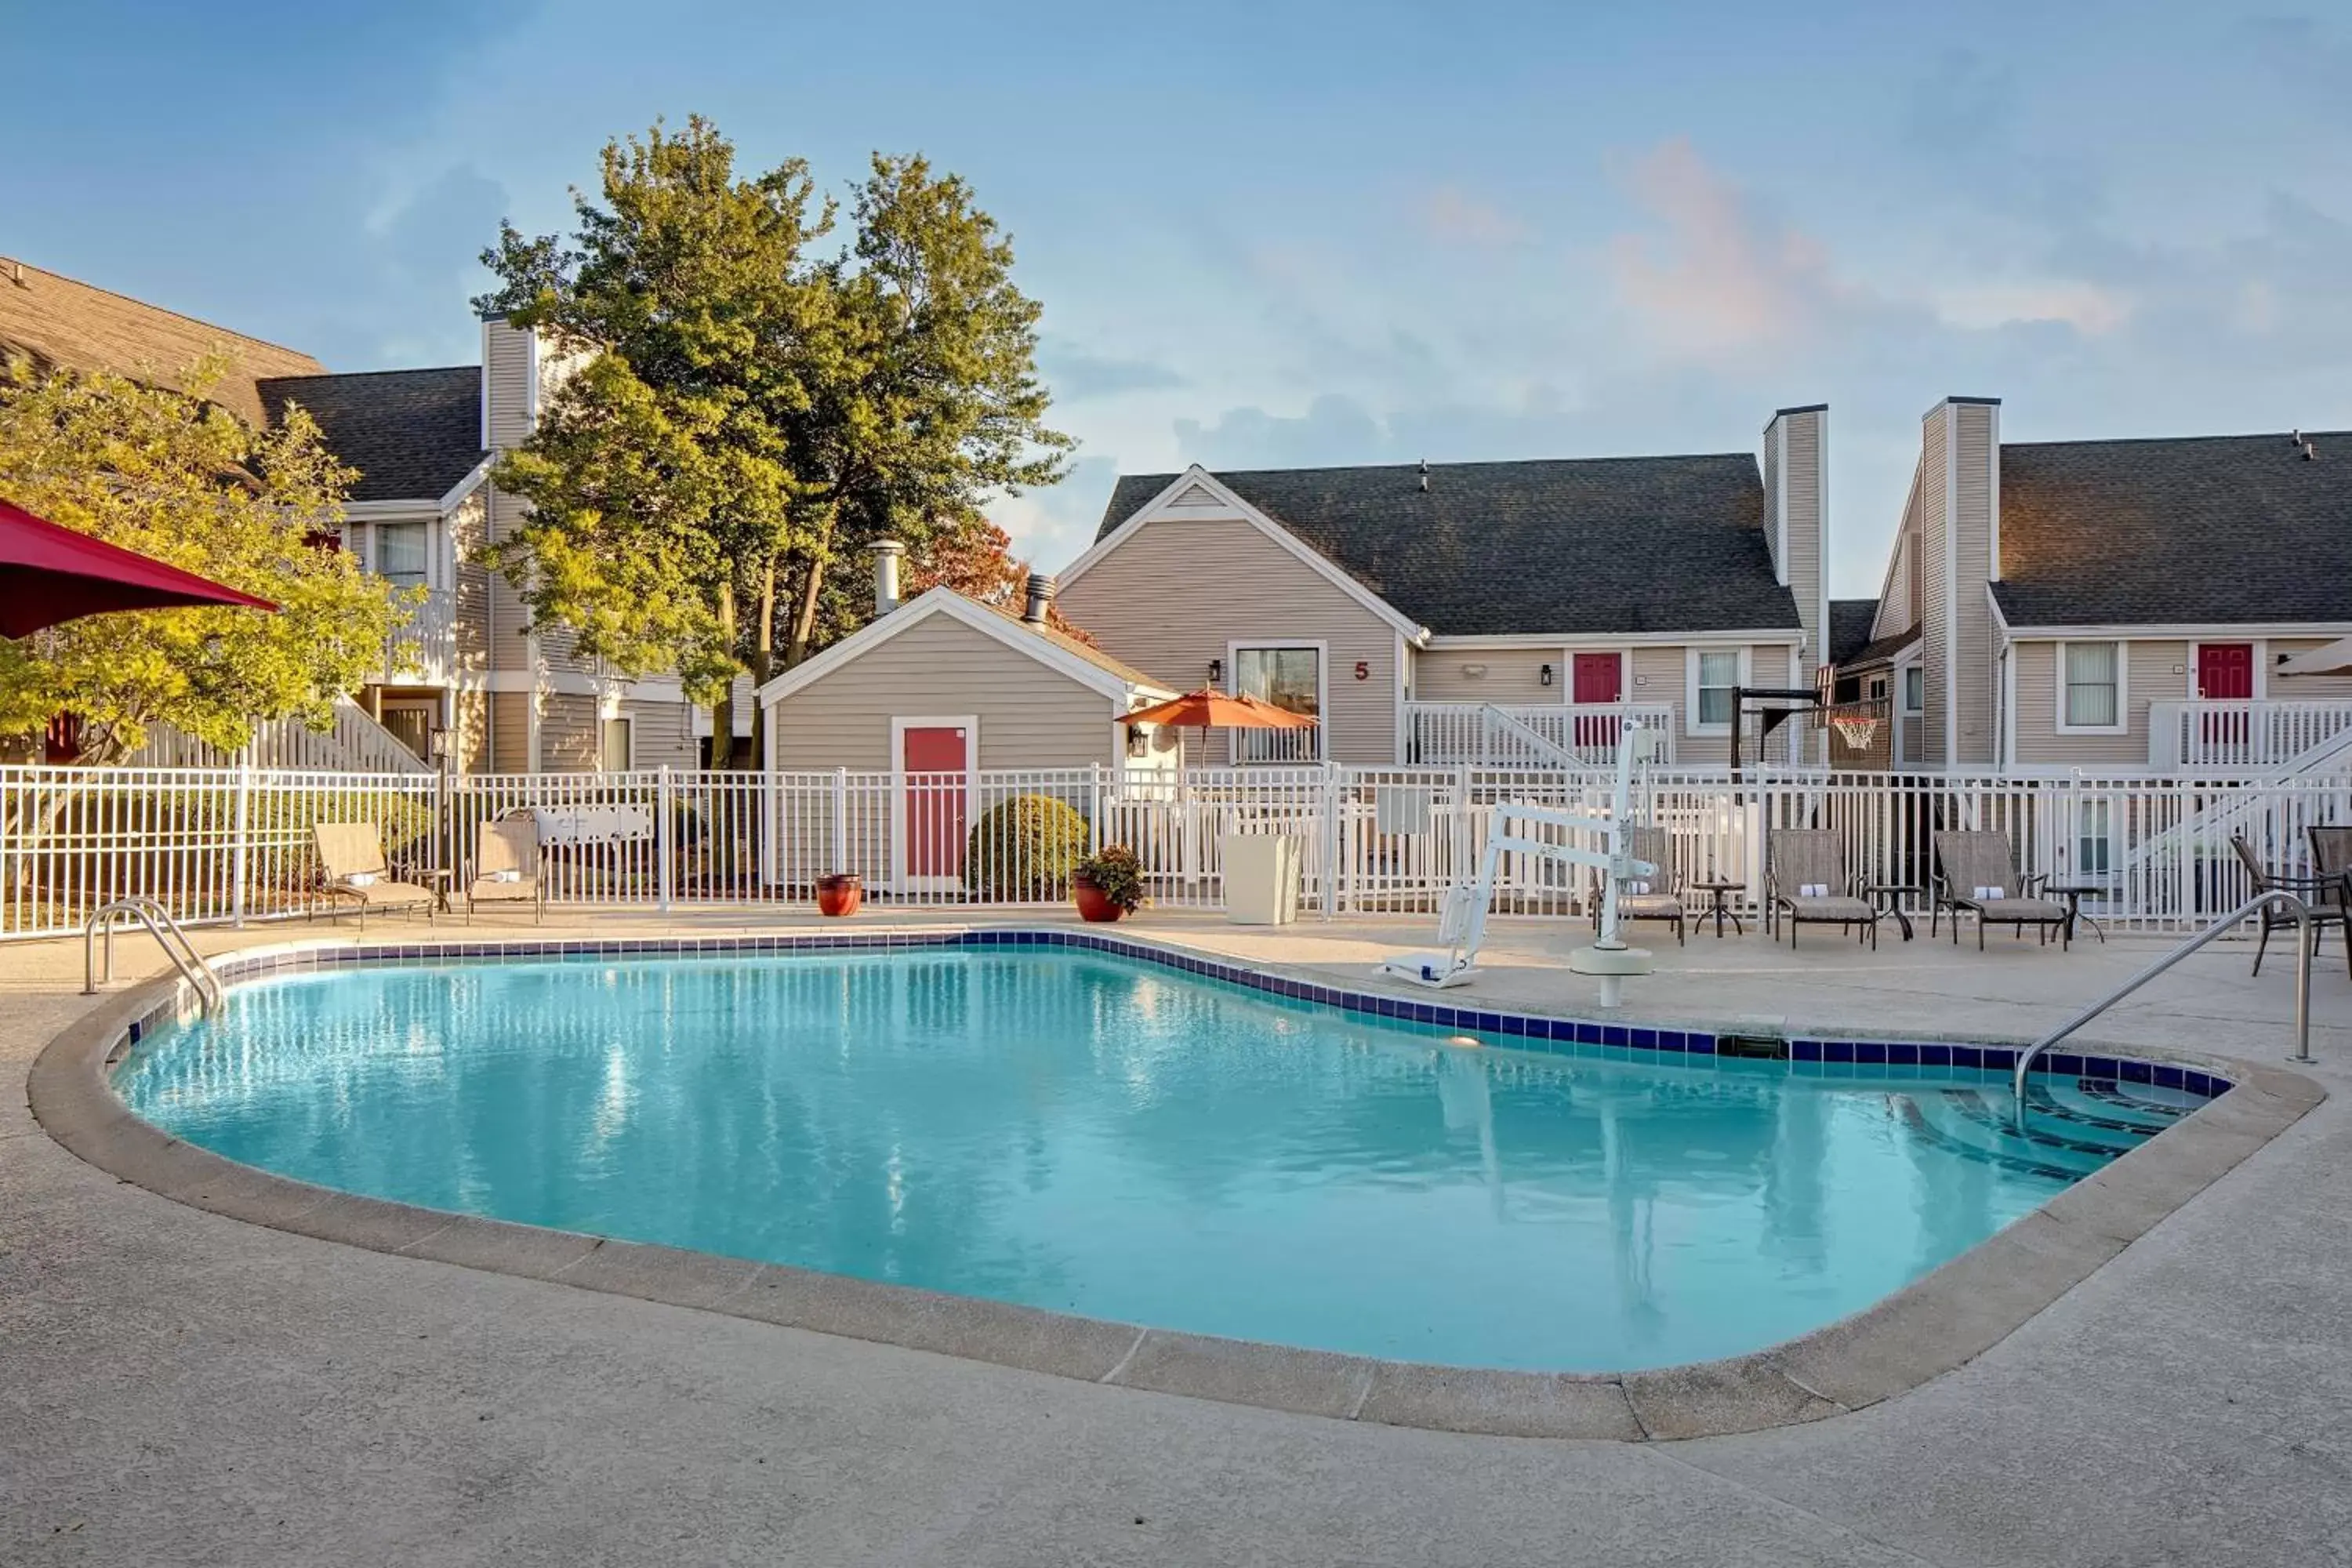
[1226,639,1329,762]
[890,715,979,893]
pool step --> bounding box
[1893,1091,2120,1180]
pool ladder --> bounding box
[83,897,224,1016]
[2011,890,2316,1114]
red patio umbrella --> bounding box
[0,497,277,637]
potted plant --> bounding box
[1072,845,1145,924]
[815,873,862,917]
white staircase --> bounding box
[129,696,434,775]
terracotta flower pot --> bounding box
[815,873,862,917]
[1072,874,1124,924]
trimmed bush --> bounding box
[964,793,1091,902]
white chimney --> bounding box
[1022,572,1054,626]
[870,539,906,616]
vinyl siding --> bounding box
[1917,412,1951,766]
[1951,404,1998,765]
[453,690,492,775]
[1058,514,1397,763]
[448,488,492,673]
[539,692,601,772]
[490,692,531,773]
[2270,639,2352,699]
[1782,412,1824,683]
[483,319,535,450]
[485,485,533,673]
[768,613,1120,771]
[1412,646,1557,703]
[2011,639,2187,768]
[622,698,698,769]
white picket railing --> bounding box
[3,760,2347,941]
[1406,702,1678,766]
[127,696,434,775]
[2149,699,2352,772]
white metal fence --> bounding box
[2149,699,2352,773]
[3,761,2347,941]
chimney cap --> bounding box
[1022,572,1055,626]
[868,538,906,557]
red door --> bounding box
[902,725,968,883]
[1572,653,1623,750]
[2198,644,2253,757]
[2197,644,2253,699]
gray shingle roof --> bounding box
[1991,431,2352,626]
[258,366,484,503]
[1097,456,1800,636]
[1842,626,1919,668]
[1828,598,1880,665]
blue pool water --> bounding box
[118,949,2199,1371]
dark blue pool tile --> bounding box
[2120,1058,2154,1084]
[2185,1072,2215,1098]
[1685,1033,1716,1054]
[1944,1045,1979,1070]
[1980,1047,2018,1071]
[1853,1041,1886,1065]
[1916,1044,1950,1067]
[1629,1028,1657,1049]
[1819,1040,1853,1064]
[2045,1053,2084,1077]
[1656,1030,1686,1053]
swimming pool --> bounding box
[116,942,2212,1372]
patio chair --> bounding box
[1766,829,1877,949]
[1931,831,2071,950]
[2230,836,2350,979]
[1595,824,1685,946]
[312,822,437,927]
[466,815,545,924]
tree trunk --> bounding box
[710,579,738,769]
[747,554,777,768]
[783,503,839,670]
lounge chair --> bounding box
[313,822,437,927]
[466,815,546,924]
[1599,827,1693,949]
[2231,835,2350,978]
[1597,824,1684,946]
[1766,829,1877,949]
[1932,830,2070,950]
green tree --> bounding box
[0,355,413,766]
[477,124,1073,764]
[777,153,1074,669]
[476,116,835,766]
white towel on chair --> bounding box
[489,869,521,884]
[345,872,377,887]
[1973,885,2004,900]
[1798,882,1828,898]
[1627,880,1651,895]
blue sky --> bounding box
[8,1,2350,595]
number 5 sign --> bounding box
[1353,660,1370,681]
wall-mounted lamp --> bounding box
[1127,724,1150,760]
[1539,662,1555,688]
[1207,657,1224,687]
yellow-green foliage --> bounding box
[964,793,1089,901]
[0,355,415,765]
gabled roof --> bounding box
[1992,431,2352,627]
[757,587,1177,709]
[0,256,324,427]
[1842,626,1920,668]
[259,367,485,503]
[1827,598,1881,666]
[1092,455,1798,636]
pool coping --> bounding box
[27,927,2326,1443]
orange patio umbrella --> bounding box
[1123,688,1321,731]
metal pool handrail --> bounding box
[83,896,223,1015]
[2013,891,2314,1109]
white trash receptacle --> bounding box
[1222,833,1301,925]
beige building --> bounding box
[1059,406,1831,769]
[2,257,702,775]
[1833,402,2352,776]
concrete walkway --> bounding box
[5,910,2350,1566]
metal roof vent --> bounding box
[2305,439,2319,461]
[1022,572,1054,626]
[1417,458,1429,493]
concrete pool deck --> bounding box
[7,909,2352,1564]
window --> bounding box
[375,522,428,589]
[1232,644,1323,761]
[1902,666,1925,714]
[1690,649,1740,731]
[600,716,633,772]
[2074,798,2114,885]
[1867,675,1888,702]
[2061,641,2122,730]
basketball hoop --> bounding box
[1831,712,1882,751]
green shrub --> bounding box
[1076,844,1146,912]
[964,794,1090,901]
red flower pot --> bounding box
[1072,875,1124,924]
[815,873,862,917]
